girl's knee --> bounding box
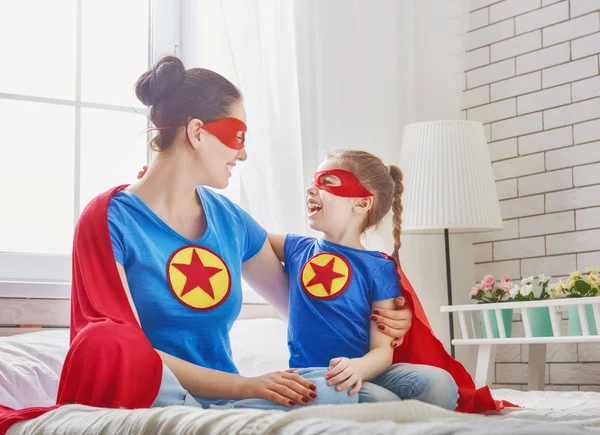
[310,373,358,406]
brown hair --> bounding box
[135,56,242,151]
[326,150,404,262]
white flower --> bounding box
[510,284,520,298]
[570,270,582,280]
[584,267,599,275]
[520,284,533,296]
[550,285,564,299]
[538,274,551,284]
[521,276,534,285]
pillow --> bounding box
[0,317,289,409]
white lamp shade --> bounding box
[399,120,503,233]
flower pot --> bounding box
[527,307,553,337]
[481,309,513,338]
[568,305,598,336]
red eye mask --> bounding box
[312,169,373,198]
[201,118,247,150]
[155,117,247,150]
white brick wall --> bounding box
[492,153,545,180]
[572,75,600,101]
[517,84,571,114]
[491,31,542,62]
[542,55,598,88]
[574,162,600,186]
[519,211,575,236]
[516,42,570,74]
[546,141,600,170]
[574,119,600,143]
[570,0,600,17]
[464,0,600,390]
[467,58,515,88]
[542,12,600,46]
[572,32,600,59]
[576,206,600,230]
[491,71,541,101]
[491,112,543,140]
[544,97,600,129]
[516,1,569,34]
[518,126,572,154]
[489,138,519,161]
[518,168,573,195]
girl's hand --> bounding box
[244,370,317,407]
[370,296,413,347]
[137,165,148,179]
[325,357,362,396]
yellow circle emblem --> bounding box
[166,246,231,310]
[300,253,352,300]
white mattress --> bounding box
[4,324,600,434]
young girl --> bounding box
[270,150,459,408]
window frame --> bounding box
[0,0,180,298]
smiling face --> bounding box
[306,159,370,235]
[191,100,248,189]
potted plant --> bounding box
[470,275,512,338]
[509,275,553,337]
[557,267,600,336]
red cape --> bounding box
[0,187,510,433]
[382,253,515,413]
[0,186,162,434]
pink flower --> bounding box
[500,275,511,283]
[470,286,479,297]
[481,275,494,288]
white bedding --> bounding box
[4,321,600,434]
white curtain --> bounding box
[179,0,470,319]
[180,0,307,235]
[180,0,467,237]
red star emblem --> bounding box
[306,258,346,295]
[172,249,222,299]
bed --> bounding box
[2,313,600,434]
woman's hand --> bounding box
[243,370,317,407]
[370,296,413,347]
[325,357,363,396]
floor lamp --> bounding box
[398,121,503,357]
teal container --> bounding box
[527,307,553,337]
[568,305,598,335]
[481,309,513,338]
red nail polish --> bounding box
[302,397,309,403]
[392,342,398,348]
[310,384,317,391]
[370,315,377,321]
[289,401,295,406]
[378,324,385,330]
[310,392,317,399]
[373,310,380,315]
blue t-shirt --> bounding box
[284,235,402,368]
[108,186,267,375]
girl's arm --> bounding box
[116,262,311,406]
[241,239,290,318]
[325,298,395,395]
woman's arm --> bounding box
[370,296,413,347]
[267,233,286,263]
[116,262,311,405]
[241,240,290,318]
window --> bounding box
[0,0,176,297]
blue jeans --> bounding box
[151,365,357,410]
[359,363,459,411]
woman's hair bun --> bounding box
[135,56,185,106]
